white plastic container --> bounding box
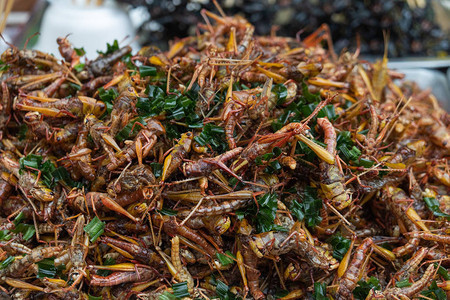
[33,0,139,59]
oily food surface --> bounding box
[0,9,449,300]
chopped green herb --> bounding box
[194,123,228,153]
[235,210,245,220]
[88,295,103,300]
[13,212,25,226]
[328,233,351,261]
[69,82,81,91]
[83,216,105,242]
[18,123,28,141]
[358,129,369,135]
[157,208,178,216]
[337,131,364,163]
[139,65,157,77]
[115,117,147,142]
[271,109,291,131]
[216,280,230,300]
[301,81,322,103]
[255,193,279,232]
[287,187,323,228]
[339,144,361,162]
[295,139,317,162]
[164,122,181,139]
[274,289,289,299]
[419,280,446,300]
[215,280,239,300]
[121,53,137,71]
[336,131,353,148]
[12,223,36,241]
[159,291,177,300]
[237,192,287,233]
[98,86,118,117]
[0,230,12,241]
[272,83,288,105]
[255,154,269,166]
[290,199,305,221]
[301,186,323,228]
[435,264,450,280]
[137,86,201,129]
[395,279,412,288]
[74,47,86,56]
[98,87,118,103]
[96,257,116,277]
[97,40,120,55]
[424,197,450,220]
[73,63,85,72]
[299,103,337,121]
[216,251,236,266]
[272,147,282,157]
[172,282,190,299]
[271,82,333,132]
[256,147,282,166]
[299,103,318,118]
[353,157,375,168]
[171,106,185,120]
[37,258,58,279]
[229,177,244,190]
[19,154,43,170]
[353,277,381,300]
[264,160,282,174]
[317,104,337,120]
[52,166,84,188]
[150,162,163,178]
[257,147,283,174]
[0,256,15,269]
[254,193,287,233]
[19,154,81,189]
[0,60,9,72]
[313,282,329,300]
[11,211,36,241]
[39,163,57,188]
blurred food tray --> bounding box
[388,58,450,69]
[387,59,450,111]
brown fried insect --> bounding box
[383,186,420,257]
[66,125,96,181]
[90,266,157,286]
[89,46,132,76]
[317,117,352,210]
[101,236,163,266]
[107,119,165,171]
[161,132,193,182]
[57,36,81,68]
[0,246,62,278]
[394,247,428,281]
[16,94,106,118]
[335,238,373,300]
[183,147,243,179]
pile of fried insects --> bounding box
[0,7,449,300]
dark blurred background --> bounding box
[120,0,449,58]
[3,0,449,58]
